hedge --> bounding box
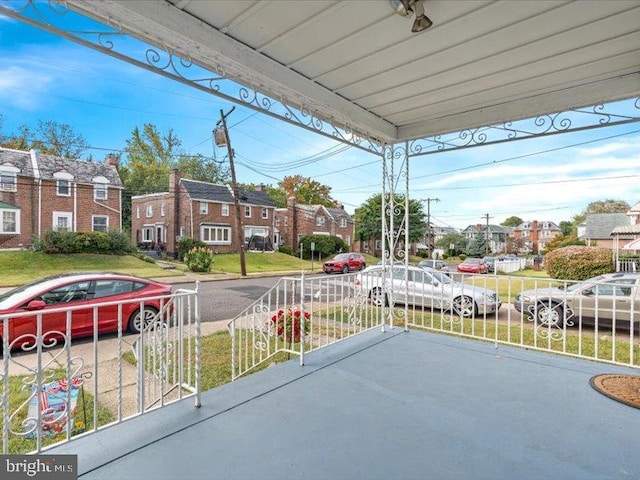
[544,245,613,280]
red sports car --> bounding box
[456,258,489,274]
[323,253,367,274]
[0,272,172,352]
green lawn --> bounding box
[210,252,316,274]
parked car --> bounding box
[323,253,366,274]
[418,259,450,274]
[456,258,489,274]
[514,272,640,329]
[354,265,501,317]
[0,272,172,352]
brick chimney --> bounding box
[105,153,119,167]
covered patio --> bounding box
[50,328,640,479]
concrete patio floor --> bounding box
[49,327,640,480]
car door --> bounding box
[80,279,135,335]
[576,279,637,328]
[407,268,437,308]
[34,280,92,340]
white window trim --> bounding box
[0,209,20,234]
[200,202,208,214]
[221,204,230,216]
[262,208,268,219]
[316,216,325,226]
[136,207,140,219]
[201,225,232,245]
[0,168,17,192]
[142,225,154,242]
[340,218,347,228]
[244,206,252,218]
[92,176,109,201]
[56,179,71,197]
[146,205,153,218]
[53,212,73,232]
[92,215,109,232]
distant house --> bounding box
[512,220,562,253]
[610,201,640,253]
[577,213,630,248]
[130,170,275,256]
[461,224,513,254]
[0,147,123,250]
[274,197,354,252]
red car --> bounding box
[0,272,172,352]
[456,258,489,274]
[323,253,367,274]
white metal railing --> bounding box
[228,269,640,379]
[227,272,385,380]
[1,285,200,454]
[399,271,640,368]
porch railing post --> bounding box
[299,272,305,366]
[194,281,202,407]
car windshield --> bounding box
[430,270,453,284]
[564,276,605,292]
[332,254,349,261]
[465,258,481,264]
[0,275,62,306]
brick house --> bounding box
[274,197,354,252]
[512,220,562,253]
[0,147,123,249]
[131,170,276,255]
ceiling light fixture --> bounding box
[391,0,433,33]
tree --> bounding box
[174,154,230,184]
[541,234,585,254]
[0,120,89,158]
[465,232,487,257]
[120,124,181,195]
[354,194,426,244]
[559,220,574,236]
[435,233,467,256]
[501,216,523,227]
[278,175,337,207]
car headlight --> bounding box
[516,295,531,303]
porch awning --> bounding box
[0,201,20,210]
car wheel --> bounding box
[369,287,388,307]
[341,265,349,274]
[359,263,366,271]
[128,306,160,333]
[452,295,476,318]
[535,301,564,328]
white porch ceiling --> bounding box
[64,0,640,144]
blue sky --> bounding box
[1,11,639,230]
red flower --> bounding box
[270,308,310,343]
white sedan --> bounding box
[354,265,501,317]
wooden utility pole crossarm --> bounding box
[218,107,247,276]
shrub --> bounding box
[279,245,294,256]
[458,253,467,261]
[545,245,613,281]
[176,237,207,261]
[36,230,135,255]
[183,247,214,272]
[298,235,346,260]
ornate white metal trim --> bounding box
[0,0,384,155]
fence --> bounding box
[1,285,200,454]
[229,267,640,380]
[227,272,385,380]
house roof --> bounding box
[0,147,122,186]
[462,224,512,234]
[611,224,640,235]
[514,220,561,231]
[582,213,630,238]
[181,179,275,208]
[628,201,640,213]
[0,200,19,210]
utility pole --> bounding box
[422,197,440,259]
[217,107,247,276]
[482,213,492,256]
